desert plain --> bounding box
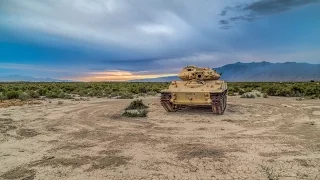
[0,96,320,180]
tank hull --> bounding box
[160,80,228,114]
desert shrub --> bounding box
[58,92,66,98]
[238,89,245,95]
[27,90,40,98]
[6,91,19,99]
[38,88,47,96]
[138,86,147,93]
[0,93,7,100]
[0,86,5,93]
[241,93,256,98]
[245,88,253,93]
[117,92,134,99]
[77,89,88,97]
[19,92,31,101]
[147,91,157,96]
[122,99,149,117]
[277,88,292,97]
[88,90,103,97]
[109,92,119,98]
[291,85,304,95]
[227,86,235,95]
[138,93,147,97]
[46,91,59,98]
[266,86,277,96]
[122,109,148,117]
[125,99,148,110]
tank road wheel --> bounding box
[210,90,227,115]
[160,92,178,112]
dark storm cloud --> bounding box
[219,0,320,27]
[245,0,320,14]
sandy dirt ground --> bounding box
[0,96,319,180]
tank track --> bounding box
[160,92,178,112]
[210,90,227,115]
[160,90,227,114]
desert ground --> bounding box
[0,96,319,180]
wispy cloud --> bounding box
[219,0,320,27]
[0,63,72,73]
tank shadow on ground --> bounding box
[165,103,239,115]
[174,106,220,114]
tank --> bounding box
[160,65,227,114]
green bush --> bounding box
[122,109,148,117]
[46,91,59,98]
[147,91,157,96]
[6,91,19,99]
[117,92,134,99]
[27,91,40,98]
[0,93,7,100]
[241,93,256,98]
[125,99,148,110]
[58,92,66,98]
[38,88,47,96]
[19,92,31,101]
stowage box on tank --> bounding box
[160,65,227,115]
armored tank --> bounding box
[160,65,227,114]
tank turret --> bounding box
[160,65,228,115]
[178,65,221,81]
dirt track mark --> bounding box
[30,154,132,171]
[16,128,39,138]
[0,118,16,133]
[168,143,225,160]
[1,167,36,180]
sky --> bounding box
[0,0,319,81]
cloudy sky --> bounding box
[0,0,319,81]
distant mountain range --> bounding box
[0,75,73,82]
[131,62,320,82]
[1,62,319,82]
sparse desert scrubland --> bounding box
[0,82,320,180]
[0,82,319,101]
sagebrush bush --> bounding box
[125,99,148,110]
[6,91,19,99]
[27,91,40,98]
[122,109,148,117]
[19,92,31,101]
[0,93,7,100]
[241,93,256,98]
[116,92,134,99]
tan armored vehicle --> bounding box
[160,65,227,114]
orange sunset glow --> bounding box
[69,71,177,82]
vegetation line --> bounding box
[0,82,318,100]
